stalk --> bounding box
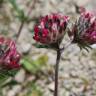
[54,48,61,96]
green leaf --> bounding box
[8,0,27,22]
[0,69,18,87]
[0,73,9,86]
[33,43,50,49]
[1,80,19,87]
[8,0,19,12]
[24,82,43,96]
[21,55,48,74]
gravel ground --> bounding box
[1,0,96,96]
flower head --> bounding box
[69,10,96,48]
[0,37,20,70]
[33,13,69,46]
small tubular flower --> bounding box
[33,13,69,47]
[69,10,96,48]
[0,37,20,70]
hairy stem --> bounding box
[54,48,61,96]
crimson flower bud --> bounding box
[0,37,21,70]
[69,10,96,48]
[33,13,69,48]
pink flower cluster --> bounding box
[33,9,96,50]
[70,11,96,45]
[33,13,69,45]
[0,37,20,69]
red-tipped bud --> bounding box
[69,10,96,48]
[33,13,69,46]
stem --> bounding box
[16,21,24,40]
[16,0,37,41]
[54,48,61,96]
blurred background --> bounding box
[0,0,96,96]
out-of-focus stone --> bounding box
[47,82,54,91]
[18,42,31,54]
[7,90,15,96]
[15,69,25,83]
[12,85,22,94]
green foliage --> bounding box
[78,43,92,52]
[21,82,43,96]
[8,0,28,22]
[21,55,48,74]
[0,0,3,4]
[1,69,18,76]
[33,43,50,49]
[2,80,18,87]
[0,69,18,87]
[0,73,9,86]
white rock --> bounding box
[19,42,31,54]
[91,44,96,49]
[12,85,22,94]
[47,52,56,65]
[72,85,85,93]
[15,69,25,83]
[74,0,90,6]
[7,90,15,96]
[47,82,54,91]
